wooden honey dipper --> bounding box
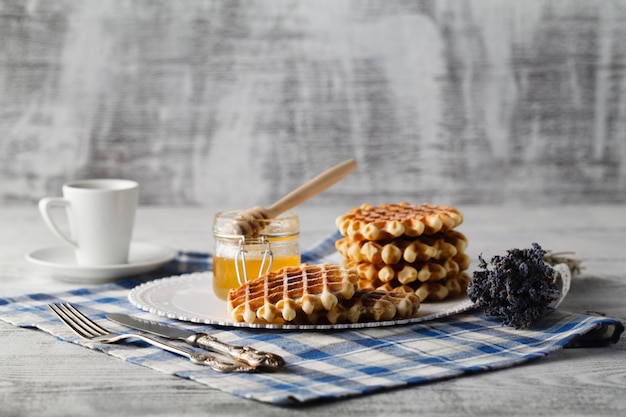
[232,159,358,237]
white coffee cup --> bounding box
[38,179,139,266]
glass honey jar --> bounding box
[212,210,300,300]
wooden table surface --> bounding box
[1,204,625,417]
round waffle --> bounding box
[336,202,464,241]
[335,201,470,303]
[227,263,422,325]
[227,263,357,324]
[345,253,470,284]
[360,272,471,302]
[336,230,468,265]
[305,290,420,325]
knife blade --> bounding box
[105,313,285,371]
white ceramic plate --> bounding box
[129,272,475,330]
[25,242,177,284]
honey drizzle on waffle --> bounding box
[227,264,357,324]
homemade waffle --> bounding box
[227,263,421,325]
[336,202,464,241]
[302,290,420,325]
[335,202,470,303]
[227,263,357,324]
[336,230,468,265]
[359,272,471,302]
[345,253,471,284]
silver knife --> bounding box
[106,313,285,371]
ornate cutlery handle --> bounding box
[189,333,286,370]
[188,351,257,373]
[111,333,256,373]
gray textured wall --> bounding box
[1,0,625,208]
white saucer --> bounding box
[25,242,177,284]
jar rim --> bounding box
[213,232,300,240]
[213,210,299,238]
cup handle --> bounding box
[38,197,78,249]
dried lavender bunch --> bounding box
[468,243,561,329]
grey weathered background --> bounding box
[1,0,625,208]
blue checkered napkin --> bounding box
[0,233,623,405]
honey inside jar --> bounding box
[212,211,300,301]
[213,253,301,300]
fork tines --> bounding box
[48,303,108,339]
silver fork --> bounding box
[48,303,256,373]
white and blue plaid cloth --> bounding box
[0,232,623,405]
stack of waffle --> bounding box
[227,263,420,325]
[335,202,471,302]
